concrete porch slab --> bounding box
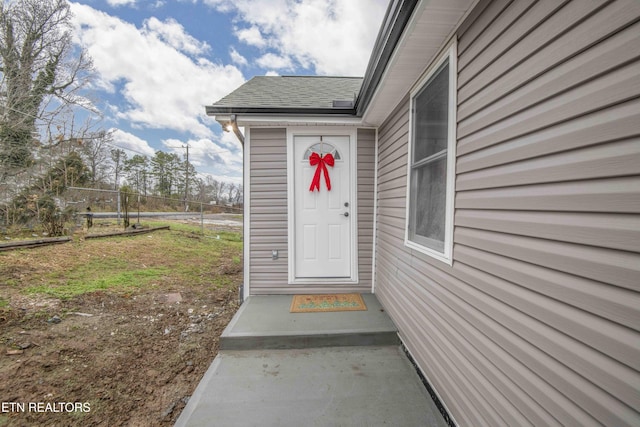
[174,346,449,427]
[220,294,399,350]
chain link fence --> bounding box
[1,186,242,237]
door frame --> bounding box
[287,127,359,284]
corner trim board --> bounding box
[371,127,379,293]
[242,127,251,300]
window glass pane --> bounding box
[411,142,447,252]
[303,142,341,160]
[413,62,449,163]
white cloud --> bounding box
[70,3,246,138]
[229,47,248,66]
[205,0,388,76]
[106,0,166,8]
[234,26,266,48]
[162,134,243,178]
[145,17,210,56]
[264,70,279,76]
[109,128,156,157]
[255,53,293,71]
[107,0,137,6]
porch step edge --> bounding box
[220,331,400,350]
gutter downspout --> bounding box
[227,114,247,303]
[230,114,245,146]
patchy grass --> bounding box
[1,220,242,298]
[26,267,169,299]
[0,219,243,426]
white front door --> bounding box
[294,135,351,278]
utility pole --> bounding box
[184,144,189,212]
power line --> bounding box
[103,140,155,158]
[4,104,240,159]
[4,104,237,157]
[2,105,63,124]
[1,104,150,156]
[1,105,240,176]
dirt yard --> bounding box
[0,221,242,426]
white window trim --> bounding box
[286,127,359,284]
[404,40,457,265]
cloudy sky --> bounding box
[68,0,388,183]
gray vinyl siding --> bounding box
[374,1,640,426]
[356,128,376,288]
[248,127,374,295]
[248,128,289,291]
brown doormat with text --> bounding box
[290,294,367,313]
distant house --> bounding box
[206,0,640,426]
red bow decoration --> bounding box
[309,152,334,192]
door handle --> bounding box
[342,212,349,217]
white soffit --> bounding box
[362,0,475,126]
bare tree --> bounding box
[227,183,236,205]
[110,148,126,191]
[214,180,226,204]
[194,177,206,203]
[233,183,243,206]
[0,0,93,176]
[79,129,113,186]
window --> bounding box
[406,43,456,264]
[303,142,341,161]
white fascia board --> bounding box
[361,0,477,126]
[214,114,365,128]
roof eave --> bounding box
[211,113,365,129]
[359,0,478,125]
[355,0,420,116]
[206,106,356,117]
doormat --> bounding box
[290,294,367,313]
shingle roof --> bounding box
[207,76,363,114]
